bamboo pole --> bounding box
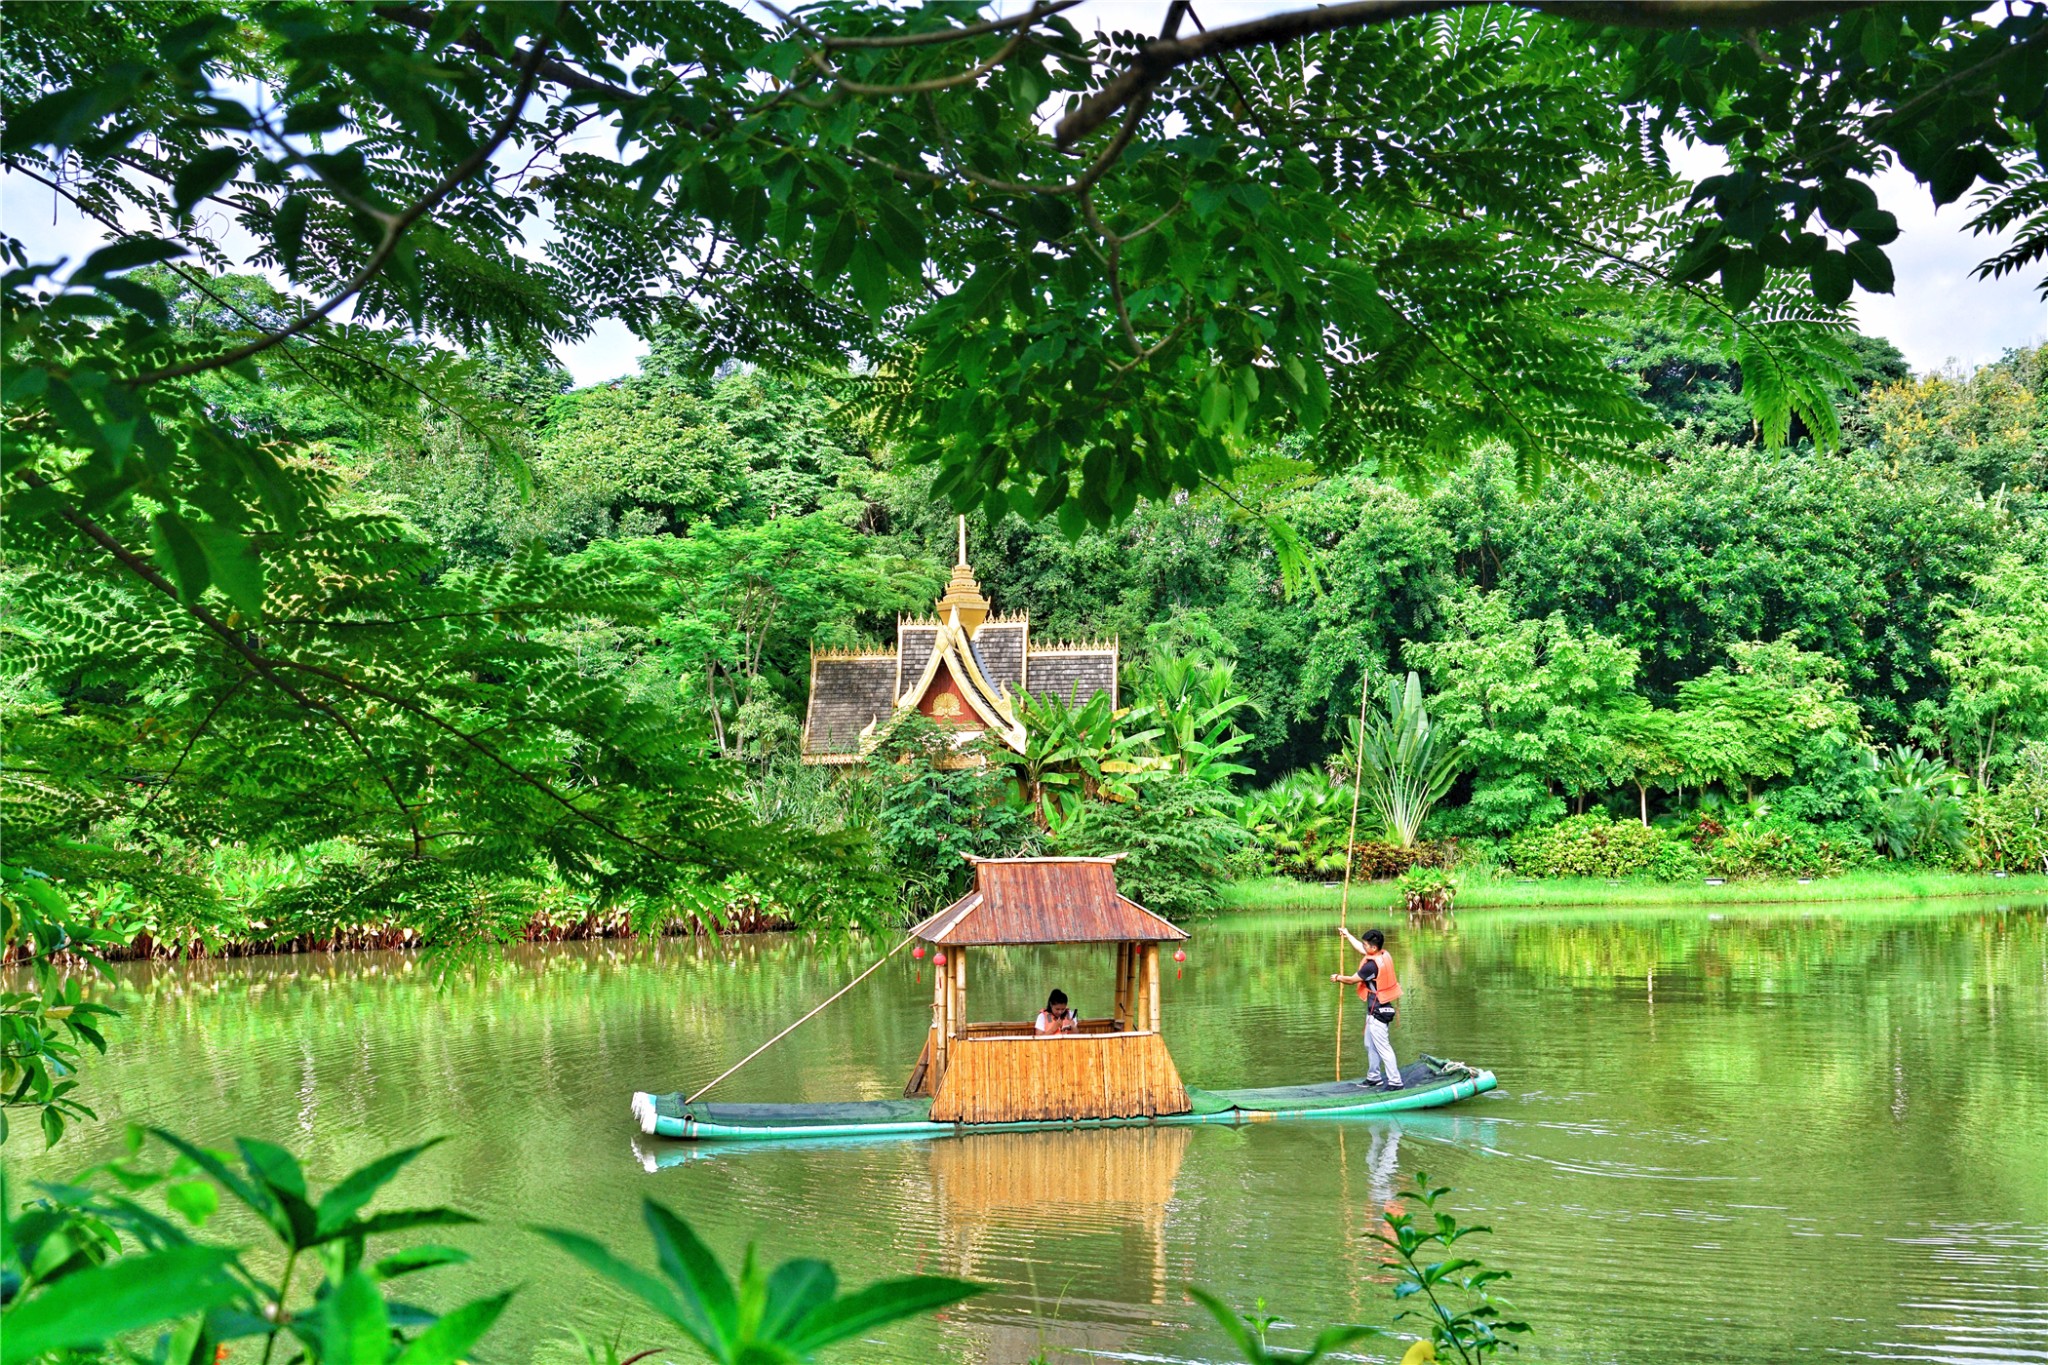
[1336,666,1371,1080]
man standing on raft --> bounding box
[1331,927,1403,1089]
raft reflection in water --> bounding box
[631,1110,1508,1363]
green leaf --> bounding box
[173,147,244,213]
[390,1292,511,1365]
[370,1246,470,1281]
[275,194,312,275]
[1185,1286,1267,1363]
[811,212,858,286]
[148,1130,274,1230]
[151,513,213,602]
[0,1245,241,1365]
[304,1268,390,1365]
[76,236,187,280]
[167,1178,221,1226]
[317,1139,444,1240]
[1811,249,1854,305]
[196,521,266,619]
[783,1276,984,1355]
[644,1201,738,1350]
[1720,249,1765,311]
[235,1137,307,1200]
[1845,240,1894,294]
[758,1259,835,1342]
[528,1226,696,1347]
[350,1208,479,1239]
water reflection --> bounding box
[10,899,2047,1365]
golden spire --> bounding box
[936,514,990,633]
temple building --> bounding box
[801,519,1118,764]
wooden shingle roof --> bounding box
[912,856,1188,945]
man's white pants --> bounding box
[1364,1014,1402,1087]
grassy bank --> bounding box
[1219,869,2048,914]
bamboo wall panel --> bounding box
[930,1032,1191,1123]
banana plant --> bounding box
[1332,673,1465,849]
[1133,655,1261,784]
[537,1201,982,1364]
[1014,689,1163,827]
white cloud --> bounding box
[1853,167,2045,374]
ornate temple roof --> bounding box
[801,520,1118,763]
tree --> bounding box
[1052,773,1250,918]
[1430,439,2006,733]
[1668,639,1865,801]
[583,517,937,754]
[1931,554,2048,789]
[1853,345,2048,495]
[854,717,1042,916]
[1404,589,1643,833]
[532,376,749,537]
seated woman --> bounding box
[1034,988,1080,1035]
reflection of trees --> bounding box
[12,902,2046,1365]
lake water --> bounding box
[13,899,2048,1364]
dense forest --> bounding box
[13,267,2045,947]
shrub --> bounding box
[1349,839,1459,881]
[1054,773,1250,917]
[1504,815,1663,878]
[1968,742,2048,873]
[1688,816,1878,879]
[1647,839,1710,883]
[1397,865,1457,914]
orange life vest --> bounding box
[1356,950,1401,1004]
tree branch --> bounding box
[824,1,1083,49]
[1057,0,1867,147]
[29,477,428,853]
[131,32,555,386]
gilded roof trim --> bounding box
[893,610,1026,752]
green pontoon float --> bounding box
[632,857,1496,1143]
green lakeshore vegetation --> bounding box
[1224,869,2048,913]
[4,2,2048,1364]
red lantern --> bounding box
[912,944,925,960]
[1173,949,1187,962]
[933,951,948,966]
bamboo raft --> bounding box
[632,857,1497,1143]
[633,1056,1496,1141]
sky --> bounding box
[6,1,2042,388]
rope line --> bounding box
[686,933,919,1104]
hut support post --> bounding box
[932,953,949,1088]
[1130,943,1146,1032]
[1122,945,1138,1031]
[954,947,968,1034]
[1144,943,1161,1033]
